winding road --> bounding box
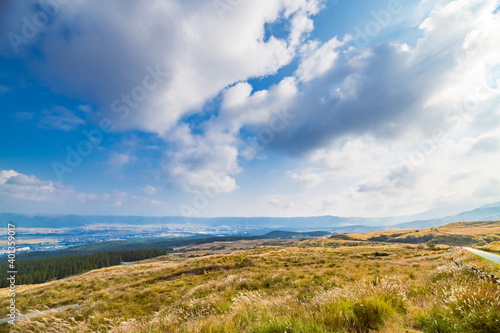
[464,247,500,265]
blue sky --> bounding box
[0,0,499,217]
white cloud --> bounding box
[162,75,299,192]
[162,0,500,197]
[2,0,500,217]
[286,168,337,189]
[267,197,296,210]
[2,0,323,134]
[37,106,85,131]
[0,170,163,213]
[0,169,85,202]
[296,35,351,82]
[15,106,85,131]
[77,104,94,113]
[0,0,325,194]
[163,131,240,193]
[287,127,500,217]
[106,152,136,167]
[142,185,157,195]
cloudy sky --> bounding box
[0,0,499,218]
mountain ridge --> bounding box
[1,201,500,232]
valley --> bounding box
[1,221,499,332]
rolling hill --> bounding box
[2,220,500,332]
[332,220,500,246]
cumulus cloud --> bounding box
[162,74,299,192]
[226,0,500,160]
[0,0,322,133]
[225,0,500,216]
[295,35,351,82]
[0,169,86,202]
[0,169,163,212]
[299,128,500,216]
[163,131,240,193]
[2,0,500,216]
[0,0,326,193]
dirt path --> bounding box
[416,251,455,259]
[0,304,79,323]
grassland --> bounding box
[1,221,500,332]
[331,220,500,246]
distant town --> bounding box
[0,224,259,255]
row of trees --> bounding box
[0,248,166,287]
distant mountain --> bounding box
[0,213,368,229]
[450,204,500,222]
[478,201,500,209]
[387,202,500,230]
[328,225,381,234]
[2,201,500,232]
[386,219,444,230]
[259,230,331,238]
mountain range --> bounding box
[1,202,500,234]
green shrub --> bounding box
[415,310,456,333]
[347,298,388,332]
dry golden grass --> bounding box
[438,220,500,234]
[337,229,428,241]
[1,223,499,332]
[333,220,500,246]
[479,241,500,253]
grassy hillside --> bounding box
[479,241,500,254]
[1,222,500,332]
[331,220,500,246]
